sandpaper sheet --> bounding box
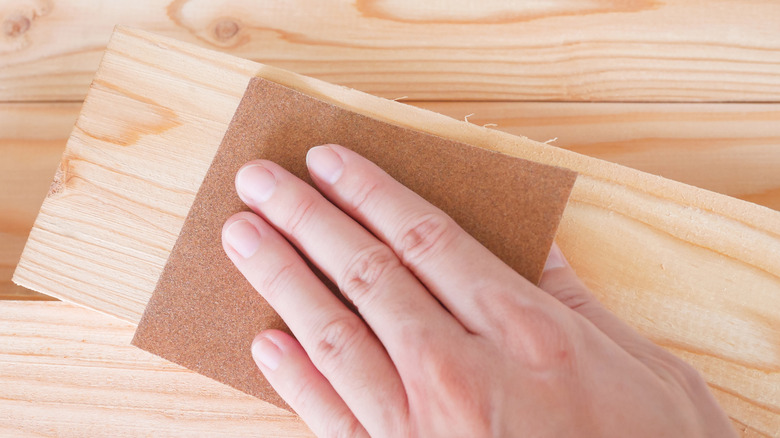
[132,77,578,409]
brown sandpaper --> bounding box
[131,77,578,410]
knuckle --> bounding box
[284,196,318,236]
[312,314,366,372]
[339,244,400,308]
[408,346,492,430]
[507,305,576,371]
[552,285,595,313]
[347,179,381,213]
[323,414,364,438]
[258,261,298,302]
[397,213,457,266]
[419,353,461,396]
[644,348,709,397]
[286,374,323,415]
[289,376,365,438]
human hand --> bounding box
[221,144,736,437]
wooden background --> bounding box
[3,0,780,300]
[1,1,779,436]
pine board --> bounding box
[417,101,780,211]
[4,100,780,300]
[2,0,780,102]
[0,300,310,437]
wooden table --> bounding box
[1,1,779,436]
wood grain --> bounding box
[0,103,77,300]
[417,101,780,211]
[2,0,780,102]
[11,28,780,435]
[3,100,779,305]
[0,300,310,437]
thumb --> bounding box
[539,243,650,350]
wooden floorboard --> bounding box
[1,0,780,101]
[0,301,310,437]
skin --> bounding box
[221,144,738,438]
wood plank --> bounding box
[416,101,780,211]
[3,100,780,303]
[2,0,780,102]
[10,27,780,434]
[0,103,77,300]
[0,300,310,437]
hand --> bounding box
[221,144,736,438]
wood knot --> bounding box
[213,18,239,41]
[3,14,31,38]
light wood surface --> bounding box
[3,100,779,301]
[0,103,77,300]
[418,101,780,211]
[0,300,310,437]
[11,28,780,435]
[2,0,780,102]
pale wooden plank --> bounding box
[3,101,779,300]
[10,28,780,435]
[416,101,780,211]
[0,103,78,300]
[0,300,310,437]
[2,1,780,101]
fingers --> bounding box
[539,243,656,351]
[232,157,463,356]
[222,213,406,433]
[251,330,369,438]
[305,144,542,333]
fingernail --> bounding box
[237,164,276,203]
[544,243,568,271]
[306,145,343,184]
[224,219,262,258]
[252,336,282,371]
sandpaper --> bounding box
[132,77,578,410]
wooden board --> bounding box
[3,101,779,301]
[418,102,780,211]
[0,300,310,437]
[10,27,780,435]
[0,103,77,300]
[2,0,780,102]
